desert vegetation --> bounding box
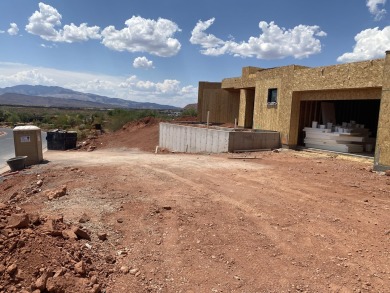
[0,106,191,139]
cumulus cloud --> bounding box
[134,79,181,93]
[0,62,197,107]
[7,23,19,36]
[25,2,100,42]
[190,18,326,59]
[133,56,154,69]
[190,18,225,49]
[118,76,188,95]
[0,69,55,85]
[367,0,387,21]
[61,23,100,42]
[70,76,196,106]
[337,26,390,62]
[101,16,181,57]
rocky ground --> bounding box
[0,118,390,293]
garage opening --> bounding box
[298,99,380,154]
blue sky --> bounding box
[0,0,389,107]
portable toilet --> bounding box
[13,125,43,165]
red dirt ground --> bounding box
[1,118,389,293]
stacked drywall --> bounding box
[303,123,372,153]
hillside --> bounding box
[0,85,181,110]
[0,93,111,108]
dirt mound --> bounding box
[0,197,114,292]
[77,116,198,153]
[78,117,160,153]
[0,168,137,293]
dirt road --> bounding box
[1,147,389,293]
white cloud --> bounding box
[0,62,196,107]
[367,0,387,21]
[7,23,19,36]
[133,56,154,69]
[70,76,196,106]
[190,18,326,59]
[101,16,181,57]
[337,26,390,62]
[40,43,57,49]
[134,79,181,93]
[25,2,100,43]
[0,68,55,85]
[0,30,4,34]
[61,23,100,42]
[190,18,225,49]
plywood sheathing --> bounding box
[199,56,388,157]
[242,66,263,77]
[198,82,223,122]
[221,77,244,89]
[293,59,384,91]
[198,84,239,124]
[221,66,262,89]
[250,60,384,146]
[238,89,255,128]
[375,51,390,169]
[253,66,296,144]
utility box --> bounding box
[13,125,43,166]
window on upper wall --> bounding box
[267,88,278,105]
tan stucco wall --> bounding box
[375,52,390,169]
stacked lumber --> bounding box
[303,123,373,153]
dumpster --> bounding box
[46,130,77,150]
[13,126,43,166]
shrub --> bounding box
[181,108,197,117]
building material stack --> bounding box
[303,121,374,153]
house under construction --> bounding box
[197,51,390,171]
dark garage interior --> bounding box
[298,99,380,148]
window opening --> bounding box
[267,88,278,105]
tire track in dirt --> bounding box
[33,149,390,292]
[136,159,390,292]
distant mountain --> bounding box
[0,85,181,110]
[0,93,112,108]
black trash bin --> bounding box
[6,156,28,171]
[47,130,77,150]
[64,132,77,149]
